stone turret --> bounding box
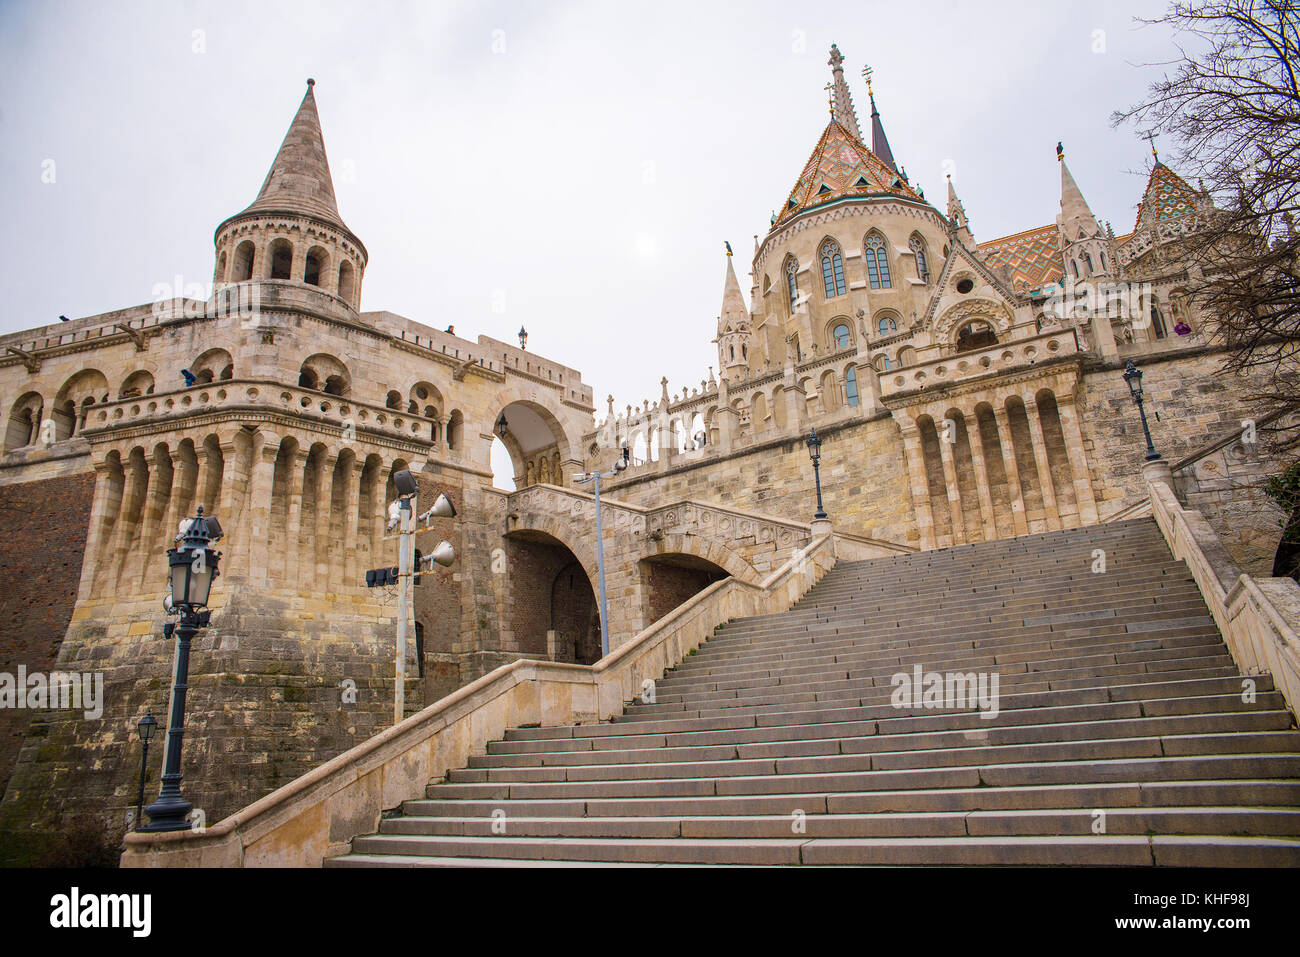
[715,243,753,382]
[212,79,367,312]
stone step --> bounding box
[375,806,1300,840]
[340,832,1300,867]
[490,693,1289,754]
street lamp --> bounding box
[573,454,628,658]
[134,711,157,832]
[518,327,528,351]
[496,414,508,438]
[142,506,222,832]
[806,428,828,520]
[1122,361,1162,461]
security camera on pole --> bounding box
[368,469,457,724]
[573,443,630,658]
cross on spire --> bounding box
[1142,130,1161,165]
[824,82,836,120]
[862,64,874,97]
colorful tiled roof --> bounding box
[1134,163,1200,231]
[980,224,1063,292]
[775,120,919,226]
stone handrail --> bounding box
[1147,477,1300,721]
[121,531,839,867]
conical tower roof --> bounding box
[718,245,749,331]
[1134,161,1200,230]
[235,79,349,231]
[1057,152,1102,240]
[774,119,920,227]
[868,92,897,172]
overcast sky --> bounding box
[2,0,1180,439]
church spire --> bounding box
[827,44,863,142]
[717,242,752,381]
[863,65,897,172]
[1056,142,1102,240]
[947,174,973,244]
[239,78,349,230]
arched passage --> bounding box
[503,529,602,664]
[493,399,579,491]
[638,553,729,627]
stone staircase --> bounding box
[328,518,1300,867]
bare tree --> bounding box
[1114,0,1300,447]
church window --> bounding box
[1070,259,1078,279]
[1083,252,1094,274]
[845,366,860,407]
[878,316,897,336]
[785,257,800,313]
[833,324,851,349]
[909,235,930,283]
[820,240,846,298]
[1151,300,1168,339]
[864,233,892,289]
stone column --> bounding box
[80,456,122,603]
[936,419,967,546]
[1055,392,1099,525]
[368,464,389,577]
[134,447,175,593]
[216,434,250,581]
[313,448,339,589]
[992,405,1031,536]
[1023,396,1062,531]
[342,458,364,592]
[109,452,149,596]
[899,421,937,551]
[282,449,311,584]
[157,444,198,579]
[963,410,998,541]
[246,431,282,587]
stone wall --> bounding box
[0,473,95,803]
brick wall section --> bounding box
[0,473,94,802]
[640,559,727,626]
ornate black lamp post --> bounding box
[806,429,828,521]
[1122,361,1162,461]
[518,326,528,351]
[134,711,157,831]
[496,414,508,438]
[142,507,222,832]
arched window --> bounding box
[268,238,293,280]
[785,257,800,313]
[1083,252,1094,274]
[956,320,998,352]
[386,390,402,410]
[864,233,892,289]
[909,235,930,284]
[338,261,356,305]
[878,316,897,336]
[1070,259,1079,279]
[232,241,255,282]
[820,240,846,298]
[832,324,852,349]
[845,366,860,407]
[1100,251,1107,271]
[874,355,892,373]
[304,245,329,287]
[1151,299,1168,339]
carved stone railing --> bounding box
[879,329,1079,399]
[78,379,437,449]
[120,531,840,867]
[1147,476,1300,721]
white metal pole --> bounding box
[592,470,611,658]
[395,495,414,724]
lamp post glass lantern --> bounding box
[1122,361,1162,462]
[496,414,508,438]
[134,711,157,831]
[142,506,222,833]
[806,429,828,520]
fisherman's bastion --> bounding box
[0,44,1295,864]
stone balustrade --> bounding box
[880,329,1079,399]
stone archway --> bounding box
[638,553,729,626]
